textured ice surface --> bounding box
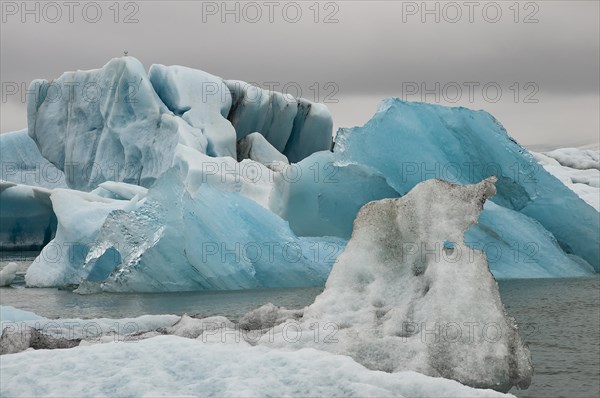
[226,81,333,160]
[544,147,599,170]
[28,57,181,191]
[25,188,144,287]
[76,170,345,292]
[227,80,298,151]
[0,335,512,398]
[237,132,289,171]
[0,183,56,250]
[262,178,533,392]
[466,201,596,278]
[532,151,599,211]
[284,100,334,162]
[334,99,599,272]
[283,151,400,238]
[0,263,18,287]
[0,129,66,189]
[0,305,179,352]
[149,64,236,157]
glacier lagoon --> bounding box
[1,58,599,396]
[1,266,599,398]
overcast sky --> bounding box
[1,0,599,147]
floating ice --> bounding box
[0,183,56,250]
[0,334,511,398]
[334,99,599,272]
[24,188,145,287]
[532,151,599,211]
[0,263,18,287]
[543,147,599,170]
[0,129,66,189]
[67,169,345,292]
[27,57,181,191]
[283,151,400,239]
[262,178,533,392]
[466,201,596,278]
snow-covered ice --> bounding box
[0,334,513,398]
[532,150,599,211]
[262,178,533,392]
[544,147,599,170]
[0,263,18,287]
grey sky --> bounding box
[1,0,599,147]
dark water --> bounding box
[500,277,600,398]
[1,256,598,397]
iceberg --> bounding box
[0,263,18,287]
[262,178,533,392]
[334,99,600,272]
[79,169,344,292]
[0,334,511,398]
[466,201,596,278]
[27,57,181,191]
[543,147,599,170]
[0,129,66,189]
[283,151,400,238]
[12,58,599,289]
[531,150,599,211]
[0,182,56,250]
[25,168,344,291]
[24,187,145,287]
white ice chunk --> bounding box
[261,178,533,392]
[0,335,512,398]
[0,263,18,287]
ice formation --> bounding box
[283,151,400,238]
[3,58,597,291]
[148,64,236,157]
[544,147,599,170]
[0,129,66,189]
[26,57,333,192]
[0,334,511,398]
[80,170,344,292]
[24,187,145,287]
[262,178,533,392]
[24,169,344,291]
[0,183,56,250]
[531,150,599,211]
[0,263,18,287]
[27,57,181,191]
[333,99,600,272]
[236,132,289,171]
[466,201,596,278]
